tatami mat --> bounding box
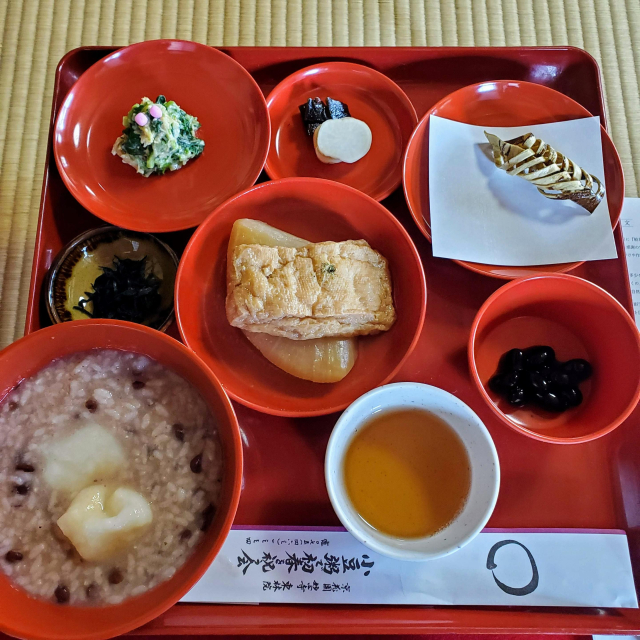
[0,0,638,347]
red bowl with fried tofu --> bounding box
[176,177,427,417]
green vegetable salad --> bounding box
[112,95,205,177]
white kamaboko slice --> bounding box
[228,219,358,383]
[57,485,153,561]
[41,424,126,494]
[313,117,372,164]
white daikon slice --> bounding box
[57,485,153,561]
[312,126,341,164]
[227,219,358,382]
[41,424,126,494]
[313,117,372,164]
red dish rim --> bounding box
[175,177,427,417]
[402,80,625,280]
[0,319,243,640]
[53,40,271,234]
[467,273,640,444]
[264,61,418,202]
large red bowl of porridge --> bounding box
[0,320,242,640]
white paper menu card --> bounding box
[429,115,618,266]
[621,198,640,327]
[182,526,637,608]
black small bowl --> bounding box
[46,226,178,331]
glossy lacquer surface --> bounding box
[26,46,640,635]
[403,80,624,278]
[266,61,417,201]
[0,321,242,640]
[53,40,270,232]
[175,177,426,417]
[469,274,640,443]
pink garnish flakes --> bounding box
[134,112,149,127]
[149,104,162,119]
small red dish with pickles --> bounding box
[14,43,640,638]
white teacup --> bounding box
[325,382,500,561]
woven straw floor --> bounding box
[0,0,639,348]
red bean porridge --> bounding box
[0,350,222,605]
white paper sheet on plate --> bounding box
[429,115,618,266]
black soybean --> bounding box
[489,374,507,395]
[500,348,525,372]
[560,386,583,408]
[299,98,329,136]
[523,345,555,368]
[502,370,521,389]
[528,371,549,393]
[550,370,572,388]
[532,363,554,376]
[537,391,568,413]
[491,345,591,415]
[562,359,593,383]
[507,387,527,407]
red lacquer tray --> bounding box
[26,46,640,635]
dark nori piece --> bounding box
[326,97,350,119]
[73,256,161,325]
[299,97,351,136]
[299,98,329,136]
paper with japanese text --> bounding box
[182,527,637,607]
[429,115,618,266]
[621,198,640,327]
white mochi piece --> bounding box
[57,485,153,561]
[41,424,126,494]
[313,117,372,164]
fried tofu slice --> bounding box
[226,240,395,340]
